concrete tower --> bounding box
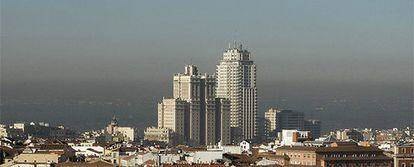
[216,43,257,141]
[158,65,231,146]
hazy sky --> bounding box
[1,0,413,84]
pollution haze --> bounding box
[1,0,413,133]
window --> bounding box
[401,162,406,167]
[410,163,414,167]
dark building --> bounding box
[277,110,305,131]
[265,109,321,141]
[304,120,321,139]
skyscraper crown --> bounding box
[222,42,251,61]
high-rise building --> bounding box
[216,43,257,141]
[277,110,305,131]
[264,109,321,139]
[304,120,321,139]
[157,98,189,144]
[157,65,231,146]
[173,65,216,145]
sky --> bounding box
[0,0,413,131]
[1,0,412,84]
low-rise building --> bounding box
[71,146,104,158]
[275,142,392,166]
[11,153,59,167]
[281,129,311,146]
[144,127,172,144]
[394,142,414,167]
[186,150,223,164]
[56,160,113,167]
[105,116,135,142]
[336,129,364,141]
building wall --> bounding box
[275,149,317,166]
[215,98,231,145]
[14,153,59,164]
[394,144,414,167]
[144,127,171,143]
[278,110,304,131]
[116,127,134,142]
[158,98,188,144]
[304,120,321,139]
[264,108,280,137]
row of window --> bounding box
[400,162,414,167]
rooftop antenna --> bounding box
[234,41,237,49]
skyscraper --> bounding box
[157,65,231,146]
[216,43,257,141]
[173,65,216,145]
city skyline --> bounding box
[1,0,413,133]
[0,1,413,166]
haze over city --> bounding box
[1,0,413,132]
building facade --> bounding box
[214,98,231,145]
[105,117,135,142]
[304,120,321,139]
[281,129,312,146]
[336,129,364,141]
[173,65,217,145]
[144,127,172,144]
[264,108,280,137]
[394,142,414,167]
[157,98,188,144]
[276,142,392,167]
[216,44,257,141]
[277,110,305,131]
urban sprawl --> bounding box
[1,44,413,167]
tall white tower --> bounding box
[216,43,257,141]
